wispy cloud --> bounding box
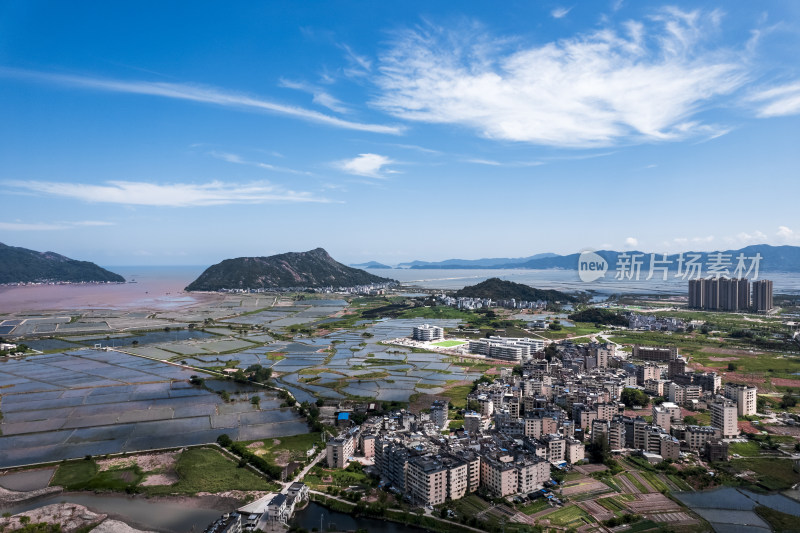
[551,7,572,19]
[0,220,116,231]
[0,67,402,135]
[373,9,747,147]
[748,81,800,117]
[278,78,349,113]
[209,151,311,175]
[463,158,543,167]
[340,43,373,78]
[6,180,331,206]
[334,153,397,178]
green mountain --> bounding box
[0,243,125,284]
[454,277,577,302]
[186,247,395,291]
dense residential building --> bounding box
[724,383,757,416]
[326,435,354,468]
[413,324,444,341]
[430,400,449,429]
[710,399,739,439]
[690,277,773,313]
[632,345,678,362]
[468,336,543,362]
[752,280,774,313]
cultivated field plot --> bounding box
[261,318,478,403]
[0,349,307,468]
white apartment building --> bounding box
[710,400,739,439]
[724,383,757,416]
[412,324,444,341]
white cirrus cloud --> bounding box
[209,151,311,175]
[373,9,746,147]
[0,220,116,231]
[0,67,402,135]
[551,7,572,19]
[6,180,331,207]
[334,153,397,179]
[748,82,800,118]
[278,78,350,114]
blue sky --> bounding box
[1,1,799,266]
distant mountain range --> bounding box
[185,248,394,291]
[350,261,392,269]
[0,242,125,284]
[375,245,800,273]
[455,278,577,302]
[397,253,558,269]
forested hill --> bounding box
[185,248,394,291]
[454,278,577,302]
[0,243,125,284]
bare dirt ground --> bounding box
[98,451,181,487]
[701,347,764,356]
[0,503,106,532]
[738,420,760,434]
[0,485,62,505]
[771,377,800,388]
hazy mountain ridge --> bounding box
[185,248,394,291]
[350,261,392,269]
[398,253,559,269]
[0,242,125,284]
[399,245,800,273]
[454,277,578,302]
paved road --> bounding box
[283,446,327,493]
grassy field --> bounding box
[146,448,273,494]
[442,383,474,409]
[432,340,467,348]
[517,498,550,515]
[537,322,604,340]
[639,471,669,492]
[545,505,593,528]
[755,505,800,533]
[398,307,473,320]
[248,432,323,465]
[729,440,763,457]
[730,458,800,490]
[668,474,694,491]
[447,494,490,517]
[624,472,649,493]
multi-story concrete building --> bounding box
[652,404,672,432]
[724,383,757,416]
[430,400,449,429]
[683,425,718,451]
[566,439,585,464]
[463,412,482,435]
[636,363,661,385]
[710,399,739,439]
[406,456,449,506]
[326,435,354,468]
[412,324,444,341]
[632,345,678,362]
[480,455,519,497]
[644,379,668,396]
[542,433,565,464]
[752,280,774,313]
[360,433,376,458]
